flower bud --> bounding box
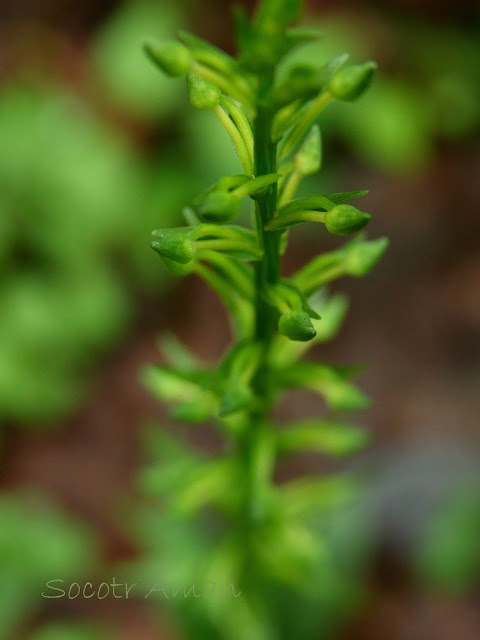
[328,61,377,101]
[344,236,389,277]
[279,310,317,342]
[143,40,192,78]
[324,204,371,236]
[151,229,196,264]
[198,190,241,222]
[188,73,221,109]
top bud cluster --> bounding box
[143,2,386,347]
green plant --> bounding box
[142,1,388,638]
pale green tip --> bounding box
[143,39,192,78]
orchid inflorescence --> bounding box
[141,0,387,636]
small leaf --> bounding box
[159,333,201,371]
[325,190,369,204]
[277,419,370,457]
[279,473,357,518]
[276,361,370,411]
[173,459,239,516]
[311,293,349,342]
[344,235,389,276]
[143,365,218,413]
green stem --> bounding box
[242,100,280,524]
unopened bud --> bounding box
[188,73,221,109]
[151,229,196,264]
[279,310,317,342]
[324,204,371,236]
[143,40,192,78]
[328,61,377,101]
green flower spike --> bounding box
[143,1,388,625]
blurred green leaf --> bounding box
[91,0,187,119]
[277,419,369,457]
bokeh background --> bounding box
[0,0,479,638]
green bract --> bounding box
[142,2,387,639]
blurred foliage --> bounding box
[0,84,190,424]
[91,0,188,120]
[30,624,108,640]
[0,493,98,640]
[129,427,373,640]
[415,482,480,594]
[284,16,480,173]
